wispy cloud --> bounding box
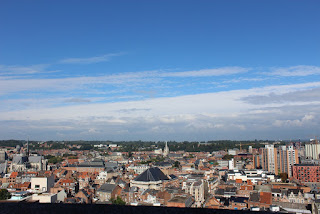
[162,67,250,77]
[242,87,320,105]
[64,98,91,103]
[2,82,320,141]
[0,64,58,76]
[59,53,124,64]
[267,65,320,76]
[222,77,267,84]
[0,67,251,96]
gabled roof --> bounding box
[134,167,169,182]
[10,172,19,178]
[97,183,117,193]
[28,156,43,163]
[12,155,28,164]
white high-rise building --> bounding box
[228,158,234,170]
[248,146,253,154]
[305,143,320,160]
[278,145,299,177]
[287,145,298,177]
[265,145,277,174]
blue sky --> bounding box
[0,0,320,141]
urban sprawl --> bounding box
[0,139,319,213]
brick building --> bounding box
[292,164,320,183]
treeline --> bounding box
[114,140,278,152]
[0,139,287,153]
[0,140,24,147]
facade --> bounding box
[293,164,320,183]
[0,150,8,162]
[183,180,205,207]
[97,183,121,202]
[10,155,47,172]
[305,143,320,160]
[266,145,278,175]
[31,175,55,193]
[127,165,150,175]
[278,145,299,177]
[32,193,57,203]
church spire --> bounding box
[163,141,169,157]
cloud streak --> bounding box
[267,65,320,76]
[0,64,58,76]
[59,53,124,64]
[1,64,320,140]
[162,67,250,77]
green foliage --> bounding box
[173,161,180,168]
[111,196,126,205]
[80,145,93,150]
[45,155,55,159]
[50,143,66,149]
[0,189,11,200]
[48,156,63,164]
[0,140,23,148]
[222,154,234,160]
[280,173,288,182]
[138,156,165,165]
[68,156,78,159]
[210,161,219,166]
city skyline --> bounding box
[0,1,320,141]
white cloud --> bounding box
[1,64,320,140]
[0,64,57,75]
[59,53,124,64]
[162,66,250,77]
[273,114,316,127]
[267,65,320,76]
[1,81,319,122]
[0,67,251,96]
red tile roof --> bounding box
[10,172,18,178]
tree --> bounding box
[279,173,288,183]
[48,156,63,164]
[0,189,11,200]
[111,196,126,205]
[173,161,180,168]
[222,154,234,160]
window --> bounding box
[35,185,40,189]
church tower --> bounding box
[163,141,169,157]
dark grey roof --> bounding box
[12,155,28,164]
[134,167,169,182]
[28,156,43,163]
[215,189,225,195]
[230,196,248,203]
[97,183,117,193]
[71,160,105,168]
[154,161,172,167]
[249,192,260,202]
